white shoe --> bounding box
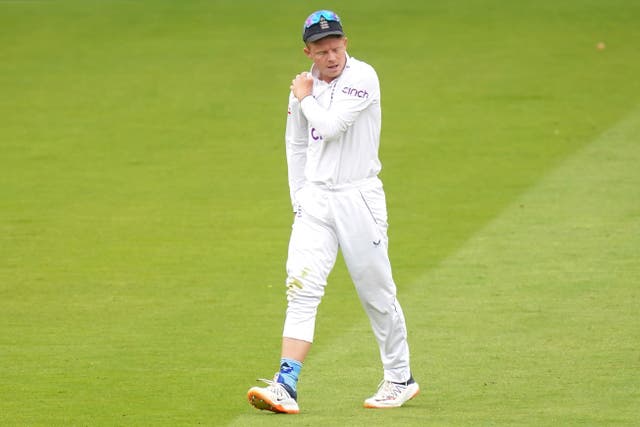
[247,376,300,414]
[364,379,420,408]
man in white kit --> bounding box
[247,10,419,414]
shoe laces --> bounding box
[257,377,292,401]
[373,380,405,400]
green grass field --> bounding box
[1,1,639,425]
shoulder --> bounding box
[344,56,379,81]
[341,56,380,96]
[288,91,301,107]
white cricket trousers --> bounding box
[282,177,412,383]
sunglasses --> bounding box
[304,10,341,29]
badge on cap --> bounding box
[319,17,330,30]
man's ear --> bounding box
[303,46,312,59]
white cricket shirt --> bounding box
[285,53,382,210]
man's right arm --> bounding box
[285,93,308,212]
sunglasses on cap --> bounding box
[304,10,341,29]
[302,10,344,43]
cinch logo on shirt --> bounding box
[342,86,369,99]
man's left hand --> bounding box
[291,72,314,101]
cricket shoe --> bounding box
[364,377,420,408]
[247,376,299,414]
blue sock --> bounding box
[277,358,302,397]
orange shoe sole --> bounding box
[247,388,300,414]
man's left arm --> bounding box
[293,66,380,141]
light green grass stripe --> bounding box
[411,110,640,426]
[230,107,640,426]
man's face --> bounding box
[304,36,348,83]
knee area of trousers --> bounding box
[361,295,399,316]
[286,267,322,299]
